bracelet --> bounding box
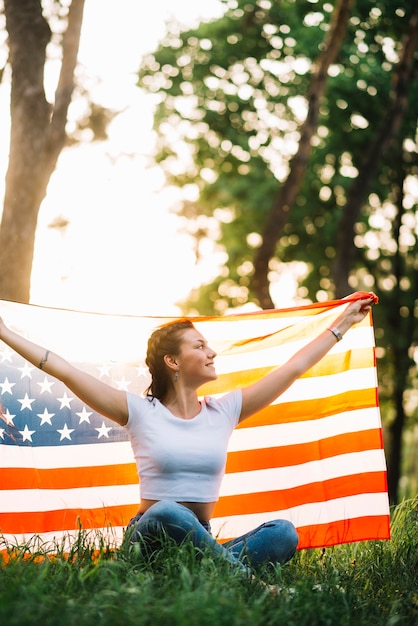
[327,327,343,342]
[39,350,50,370]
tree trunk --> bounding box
[0,0,85,303]
[253,0,354,309]
[332,5,418,298]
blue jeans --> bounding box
[126,501,298,573]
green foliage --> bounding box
[0,499,417,625]
[138,0,417,313]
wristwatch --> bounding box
[328,327,343,342]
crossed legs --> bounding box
[127,501,298,573]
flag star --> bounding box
[18,362,34,379]
[0,377,16,395]
[0,347,13,363]
[115,377,131,391]
[2,409,15,425]
[97,364,111,377]
[19,424,36,442]
[18,393,36,411]
[136,365,149,378]
[95,421,112,439]
[37,376,55,394]
[76,406,92,424]
[57,392,73,409]
[37,408,55,426]
[57,423,75,441]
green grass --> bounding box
[1,499,417,626]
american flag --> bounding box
[0,297,390,553]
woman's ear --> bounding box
[163,354,178,371]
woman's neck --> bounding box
[161,389,201,420]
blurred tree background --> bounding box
[137,0,418,504]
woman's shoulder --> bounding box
[203,389,242,424]
[125,392,157,424]
[204,388,241,405]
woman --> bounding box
[0,292,376,574]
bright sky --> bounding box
[0,0,301,317]
[28,0,225,316]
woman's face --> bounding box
[175,328,218,386]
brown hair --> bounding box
[145,319,195,400]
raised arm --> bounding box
[0,317,128,426]
[239,293,377,422]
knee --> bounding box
[128,501,186,545]
[146,500,184,525]
[267,519,299,563]
[279,520,298,548]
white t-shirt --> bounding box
[125,390,242,502]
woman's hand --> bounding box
[335,292,377,333]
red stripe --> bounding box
[225,429,384,473]
[236,388,378,428]
[1,463,138,491]
[199,294,376,322]
[0,504,137,534]
[218,515,390,547]
[296,515,390,549]
[213,472,388,518]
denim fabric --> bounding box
[126,501,298,573]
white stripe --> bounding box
[229,407,382,451]
[206,366,377,403]
[197,303,355,344]
[211,492,390,540]
[0,484,139,513]
[219,449,387,496]
[0,440,135,469]
[0,527,126,551]
[214,326,374,374]
[271,367,378,403]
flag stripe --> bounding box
[235,388,378,428]
[204,368,377,405]
[230,407,383,450]
[210,493,390,540]
[0,441,133,469]
[295,516,391,549]
[1,464,138,490]
[220,450,387,496]
[225,429,385,473]
[211,341,374,380]
[0,505,137,535]
[214,472,388,517]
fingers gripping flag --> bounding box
[0,298,390,552]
